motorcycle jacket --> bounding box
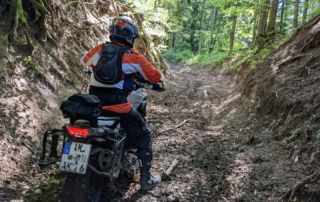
[80,42,161,113]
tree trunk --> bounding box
[267,0,279,32]
[170,33,174,49]
[211,7,218,30]
[256,0,270,45]
[264,11,269,32]
[190,5,198,50]
[252,9,257,46]
[293,0,299,29]
[302,0,309,24]
[198,0,206,54]
[209,7,218,52]
[190,30,195,48]
[229,0,238,52]
[280,0,285,31]
[175,33,179,48]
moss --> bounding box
[24,56,45,77]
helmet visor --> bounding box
[111,25,133,39]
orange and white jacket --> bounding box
[80,42,161,113]
[80,42,161,89]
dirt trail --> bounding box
[109,62,319,202]
[3,59,319,202]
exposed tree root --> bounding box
[4,0,51,45]
[25,0,48,44]
[26,0,49,15]
[280,171,320,201]
[24,56,56,91]
[300,30,320,53]
[38,12,47,44]
[277,54,308,69]
[24,30,34,55]
[4,0,20,40]
[42,0,55,29]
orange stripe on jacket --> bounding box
[122,49,161,83]
[84,43,103,64]
[102,102,132,113]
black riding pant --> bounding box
[100,108,152,152]
[89,86,152,152]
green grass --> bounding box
[163,48,228,68]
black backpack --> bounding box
[60,94,101,121]
[93,43,130,85]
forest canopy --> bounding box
[120,0,320,65]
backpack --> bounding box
[60,94,101,121]
[93,43,130,85]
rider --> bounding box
[80,16,161,191]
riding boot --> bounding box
[138,149,161,191]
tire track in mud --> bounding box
[115,62,320,202]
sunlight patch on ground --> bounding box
[147,104,170,114]
[223,152,252,200]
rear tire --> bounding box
[60,153,108,202]
[61,171,92,202]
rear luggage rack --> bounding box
[38,128,67,169]
[38,117,126,180]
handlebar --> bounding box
[134,73,165,92]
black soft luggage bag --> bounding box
[60,94,101,122]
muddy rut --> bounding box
[108,62,320,202]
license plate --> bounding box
[59,141,92,174]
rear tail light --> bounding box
[68,127,90,138]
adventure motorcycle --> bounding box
[38,73,165,202]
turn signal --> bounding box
[67,127,90,137]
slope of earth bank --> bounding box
[0,0,167,201]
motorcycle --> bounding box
[38,73,165,202]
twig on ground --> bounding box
[22,142,34,154]
[159,119,191,133]
[161,158,178,181]
[63,1,78,9]
[307,183,320,202]
[250,173,266,186]
[279,170,320,201]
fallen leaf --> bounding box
[133,174,140,183]
[135,184,141,191]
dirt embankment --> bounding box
[0,0,167,201]
[222,14,320,201]
[236,15,320,169]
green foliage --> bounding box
[163,50,176,60]
[24,56,45,76]
[9,1,28,26]
[164,48,228,67]
[186,51,228,66]
[175,42,191,51]
[125,0,320,70]
[163,49,194,62]
[177,50,194,62]
[2,34,9,39]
